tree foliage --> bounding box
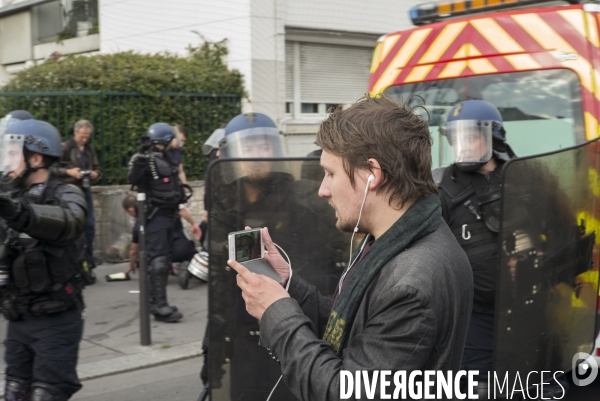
[0,40,244,183]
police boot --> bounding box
[149,256,182,323]
[30,382,68,401]
[5,376,30,401]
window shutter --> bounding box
[299,43,373,104]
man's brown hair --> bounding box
[122,194,137,210]
[316,94,437,208]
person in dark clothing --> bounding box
[56,120,101,266]
[121,194,198,277]
[165,124,201,272]
[228,95,473,400]
[435,100,511,397]
[436,99,569,398]
[0,119,87,400]
[128,123,188,323]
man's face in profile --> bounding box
[318,150,364,233]
[241,136,274,180]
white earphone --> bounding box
[367,174,375,185]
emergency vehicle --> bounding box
[367,0,600,366]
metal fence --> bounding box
[0,91,241,184]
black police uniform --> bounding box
[208,169,346,399]
[128,149,184,322]
[437,162,503,382]
[0,174,87,400]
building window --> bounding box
[34,0,99,45]
[301,103,319,114]
[285,40,373,118]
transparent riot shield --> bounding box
[495,139,600,391]
[207,158,350,401]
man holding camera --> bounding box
[56,120,101,266]
[229,95,473,400]
[128,123,189,323]
[0,119,87,400]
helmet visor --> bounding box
[202,128,225,155]
[220,128,286,159]
[446,120,493,165]
[0,133,24,173]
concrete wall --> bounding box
[98,0,424,129]
[285,0,424,35]
[0,10,32,64]
[90,180,206,262]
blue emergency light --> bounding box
[410,0,586,26]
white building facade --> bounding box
[0,0,427,155]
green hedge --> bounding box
[0,40,244,184]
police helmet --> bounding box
[5,119,62,158]
[445,100,505,142]
[146,123,175,146]
[7,110,33,121]
[220,112,286,158]
[443,100,507,172]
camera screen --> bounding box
[234,230,262,262]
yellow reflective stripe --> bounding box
[595,69,600,104]
[468,58,497,74]
[419,21,468,64]
[504,54,541,70]
[371,29,432,95]
[586,167,600,198]
[381,34,401,64]
[585,112,599,140]
[454,44,469,58]
[512,13,577,53]
[439,61,467,78]
[439,44,468,78]
[558,10,587,42]
[577,210,600,245]
[370,43,382,73]
[587,13,599,48]
[405,65,435,83]
[471,18,524,54]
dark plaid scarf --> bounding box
[322,194,442,355]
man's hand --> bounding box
[90,171,99,180]
[0,195,23,221]
[67,168,83,180]
[191,223,202,241]
[229,260,289,320]
[124,264,136,275]
[261,227,291,286]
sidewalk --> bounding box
[0,261,208,394]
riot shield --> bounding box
[207,158,350,401]
[495,139,600,391]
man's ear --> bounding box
[29,153,44,169]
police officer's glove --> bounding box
[0,195,29,228]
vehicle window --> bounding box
[385,70,584,169]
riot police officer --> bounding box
[128,123,186,323]
[436,100,515,396]
[0,119,87,400]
